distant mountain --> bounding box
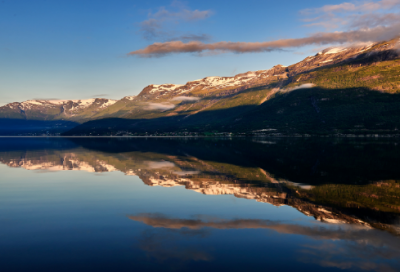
[0,98,118,135]
[0,98,117,122]
[1,38,400,135]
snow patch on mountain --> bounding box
[184,71,269,92]
[99,100,117,108]
[17,98,116,111]
[149,84,183,94]
[358,45,374,53]
[305,56,315,61]
[20,100,47,109]
[123,96,136,101]
[77,99,96,106]
[70,99,96,111]
[47,100,71,105]
[324,47,347,54]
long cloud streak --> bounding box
[302,0,400,14]
[128,24,400,57]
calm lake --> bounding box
[1,137,400,272]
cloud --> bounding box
[349,12,400,29]
[0,101,10,107]
[131,0,400,57]
[128,23,400,57]
[139,2,212,40]
[129,214,400,271]
[171,96,201,102]
[167,33,212,42]
[145,102,176,110]
[286,83,316,92]
[299,243,400,272]
[88,94,109,98]
[146,161,176,169]
[302,0,400,15]
[128,214,400,251]
[301,0,400,30]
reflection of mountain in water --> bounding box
[1,137,400,235]
[3,152,118,172]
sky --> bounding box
[1,0,399,105]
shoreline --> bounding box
[1,134,400,138]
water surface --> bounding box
[1,137,400,272]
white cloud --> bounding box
[139,2,212,40]
[130,0,400,57]
[290,83,316,91]
[301,0,400,30]
[171,96,201,102]
[146,102,176,111]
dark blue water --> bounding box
[0,137,399,272]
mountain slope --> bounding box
[1,38,400,135]
[64,38,400,136]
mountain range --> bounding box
[1,38,400,136]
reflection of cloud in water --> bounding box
[129,214,399,246]
[172,170,200,176]
[33,169,62,174]
[283,181,314,190]
[299,243,399,272]
[146,161,175,169]
[129,213,400,271]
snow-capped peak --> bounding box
[149,84,183,94]
[16,98,117,111]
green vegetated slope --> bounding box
[233,53,400,135]
[64,43,400,136]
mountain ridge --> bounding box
[1,38,400,135]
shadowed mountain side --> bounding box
[0,119,79,136]
[63,87,400,136]
[62,105,256,135]
[0,137,78,152]
[234,87,400,134]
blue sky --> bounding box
[0,0,399,105]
